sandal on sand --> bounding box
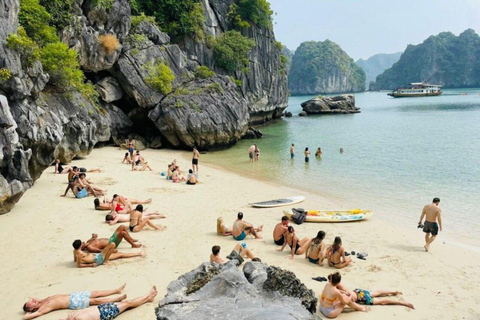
[312,276,328,282]
[357,254,367,260]
[345,252,351,256]
[351,251,356,255]
[357,252,368,257]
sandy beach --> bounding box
[1,146,479,320]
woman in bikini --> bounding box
[277,226,311,259]
[320,272,367,318]
[94,196,152,210]
[327,236,352,269]
[216,217,233,236]
[122,152,132,164]
[129,205,164,232]
[306,230,327,266]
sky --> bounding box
[269,0,480,60]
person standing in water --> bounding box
[304,147,310,163]
[315,147,322,158]
[340,147,344,154]
[248,145,255,162]
[418,197,442,252]
[192,146,200,173]
[290,144,295,159]
[254,144,260,162]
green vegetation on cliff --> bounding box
[213,30,255,73]
[288,40,366,95]
[145,61,175,95]
[8,0,96,100]
[130,0,205,41]
[228,0,273,29]
[373,29,480,90]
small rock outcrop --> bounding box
[301,95,359,115]
[155,261,320,320]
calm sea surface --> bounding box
[202,89,480,247]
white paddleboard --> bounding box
[249,196,305,208]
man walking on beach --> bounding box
[418,197,442,252]
[290,144,295,159]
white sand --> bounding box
[1,146,480,320]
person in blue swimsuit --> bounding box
[232,212,263,240]
[65,287,158,320]
[22,285,127,319]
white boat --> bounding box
[388,83,442,98]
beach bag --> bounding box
[76,188,87,199]
[292,208,307,225]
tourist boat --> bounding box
[388,83,442,98]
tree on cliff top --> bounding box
[228,0,273,29]
[213,30,256,73]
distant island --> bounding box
[371,29,480,90]
[356,52,402,89]
[288,40,365,95]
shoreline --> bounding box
[1,146,480,320]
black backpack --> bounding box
[292,208,307,225]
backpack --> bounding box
[292,208,307,225]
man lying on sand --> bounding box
[210,243,255,264]
[94,196,151,211]
[273,216,289,245]
[73,241,144,268]
[83,226,141,252]
[129,205,165,232]
[22,284,126,319]
[232,212,263,240]
[105,211,165,225]
[62,286,157,320]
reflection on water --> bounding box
[202,88,480,246]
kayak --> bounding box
[284,209,373,223]
[249,196,305,208]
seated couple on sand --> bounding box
[62,174,105,198]
[72,227,145,268]
[210,243,260,265]
[306,232,349,268]
[131,151,152,171]
[23,284,157,320]
[319,272,414,318]
[216,213,263,240]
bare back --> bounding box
[423,204,441,223]
[273,223,287,241]
[232,220,246,237]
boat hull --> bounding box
[388,91,443,98]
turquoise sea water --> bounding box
[202,89,480,247]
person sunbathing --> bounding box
[326,236,352,269]
[129,205,165,232]
[216,217,233,236]
[94,196,151,211]
[319,272,367,318]
[63,286,157,320]
[210,243,255,264]
[83,226,141,252]
[72,240,144,268]
[22,284,126,320]
[78,173,105,197]
[345,288,414,309]
[306,230,327,266]
[171,168,186,183]
[105,211,165,225]
[54,159,72,174]
[277,226,311,259]
[122,152,132,164]
[232,212,263,240]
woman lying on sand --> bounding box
[320,272,368,318]
[306,231,327,266]
[277,226,311,259]
[94,196,152,211]
[327,237,352,269]
[217,217,233,236]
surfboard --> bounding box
[284,209,373,223]
[249,196,305,208]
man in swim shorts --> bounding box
[64,287,157,320]
[192,146,200,173]
[248,145,255,162]
[83,226,142,252]
[290,144,295,159]
[232,212,263,240]
[72,240,145,268]
[349,289,414,309]
[22,285,126,319]
[418,197,442,252]
[273,216,289,245]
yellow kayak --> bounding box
[284,209,373,223]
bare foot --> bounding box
[405,302,414,309]
[424,244,429,252]
[146,198,152,203]
[147,286,158,302]
[360,306,370,312]
[140,249,146,257]
[132,243,142,248]
[258,225,264,231]
[394,291,402,296]
[133,239,139,242]
[255,235,263,239]
[116,283,126,293]
[155,225,166,231]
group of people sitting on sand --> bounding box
[22,284,157,320]
[123,150,153,171]
[55,160,105,199]
[165,159,198,185]
[273,216,352,268]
